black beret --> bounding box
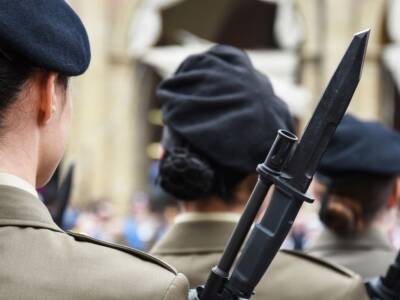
[317,115,400,180]
[0,0,91,76]
[158,45,294,173]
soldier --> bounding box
[308,115,399,279]
[151,45,368,299]
[0,1,188,299]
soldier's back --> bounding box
[263,250,367,300]
[152,218,368,300]
[0,186,188,300]
[308,228,397,278]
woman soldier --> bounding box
[0,1,188,299]
[151,45,368,300]
[308,115,399,279]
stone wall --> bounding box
[65,0,143,215]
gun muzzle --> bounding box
[264,129,298,173]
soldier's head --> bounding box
[314,115,400,236]
[157,45,294,211]
[0,0,90,187]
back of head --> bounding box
[319,174,395,235]
[157,45,294,202]
[317,115,400,235]
[0,0,91,186]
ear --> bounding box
[37,72,58,126]
[388,177,400,208]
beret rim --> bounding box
[318,115,400,179]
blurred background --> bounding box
[42,0,400,251]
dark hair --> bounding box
[0,52,68,128]
[0,55,34,127]
[319,174,395,236]
[159,147,247,202]
[56,75,69,90]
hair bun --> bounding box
[320,198,364,235]
[159,147,215,200]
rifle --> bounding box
[54,164,75,227]
[189,29,370,300]
[365,251,400,300]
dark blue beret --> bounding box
[158,45,294,173]
[317,115,400,179]
[0,0,91,76]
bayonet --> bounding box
[285,29,370,192]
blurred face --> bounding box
[36,79,72,187]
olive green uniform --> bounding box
[151,213,368,300]
[307,227,397,279]
[0,184,189,300]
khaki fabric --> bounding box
[0,186,189,300]
[307,227,397,279]
[152,218,368,300]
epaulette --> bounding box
[67,231,177,274]
[280,249,358,278]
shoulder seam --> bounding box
[67,231,177,274]
[161,273,188,300]
[344,272,365,300]
[280,249,356,277]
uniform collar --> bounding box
[309,227,394,252]
[152,215,237,255]
[0,172,38,198]
[0,185,62,233]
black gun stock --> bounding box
[195,29,370,300]
[54,164,75,227]
[366,251,400,300]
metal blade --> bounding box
[284,29,370,192]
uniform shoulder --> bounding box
[67,231,177,274]
[262,250,368,299]
[279,249,358,278]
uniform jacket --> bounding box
[151,214,369,300]
[307,227,397,279]
[0,185,188,300]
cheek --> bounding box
[60,96,72,137]
[49,96,71,165]
[37,95,72,187]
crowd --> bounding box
[53,186,400,253]
[67,193,176,251]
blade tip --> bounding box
[354,29,371,40]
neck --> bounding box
[0,131,38,187]
[374,208,398,232]
[181,196,243,213]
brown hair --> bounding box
[320,174,395,236]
